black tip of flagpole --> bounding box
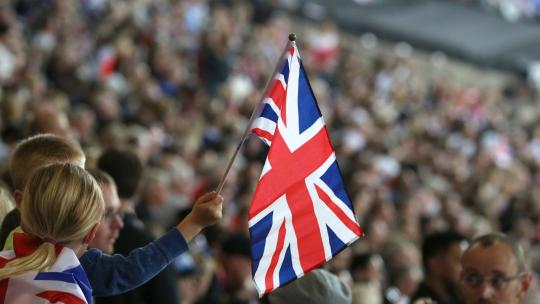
[288,33,296,42]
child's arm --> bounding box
[81,191,223,297]
[82,228,186,297]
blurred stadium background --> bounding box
[1,0,540,303]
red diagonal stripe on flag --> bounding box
[264,220,286,293]
[315,185,362,235]
[250,126,333,215]
[252,128,274,143]
[268,79,286,110]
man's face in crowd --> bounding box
[90,182,123,253]
[460,241,531,304]
[441,241,467,288]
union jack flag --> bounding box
[249,42,362,296]
[0,232,92,303]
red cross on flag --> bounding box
[248,39,362,296]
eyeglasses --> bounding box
[102,209,124,221]
[461,272,525,290]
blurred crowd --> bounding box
[1,0,540,303]
[456,0,540,22]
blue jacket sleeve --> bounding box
[80,228,188,297]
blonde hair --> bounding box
[0,163,104,280]
[10,134,86,190]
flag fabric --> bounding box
[0,232,92,304]
[248,43,362,296]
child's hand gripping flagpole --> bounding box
[216,33,297,194]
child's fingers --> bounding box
[201,194,223,207]
[208,196,223,217]
[212,195,224,205]
[195,191,217,204]
[207,197,223,213]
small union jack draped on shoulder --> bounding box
[0,232,92,303]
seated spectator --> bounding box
[136,168,171,237]
[29,101,75,140]
[267,268,352,304]
[219,232,258,304]
[384,266,422,304]
[95,148,180,304]
[87,168,123,254]
[0,163,104,303]
[411,231,468,304]
[460,233,532,304]
[350,252,384,304]
[172,251,213,304]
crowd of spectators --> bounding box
[453,0,540,22]
[1,0,540,303]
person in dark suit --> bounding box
[411,231,468,304]
[96,149,179,304]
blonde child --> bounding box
[0,163,104,303]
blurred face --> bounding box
[145,180,169,208]
[397,267,422,296]
[177,276,198,304]
[329,248,352,272]
[441,241,467,287]
[460,241,531,304]
[90,182,123,253]
[222,255,252,290]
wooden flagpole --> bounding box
[216,34,297,194]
